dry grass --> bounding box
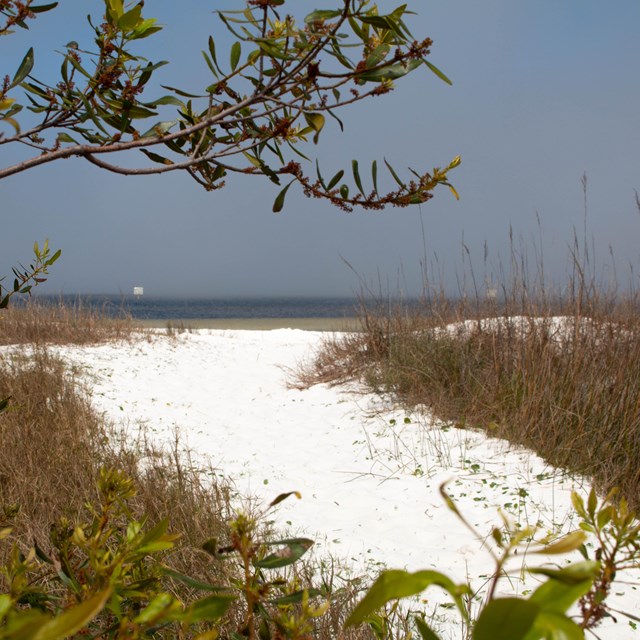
[0,298,139,345]
[298,288,640,511]
[0,348,235,582]
[0,302,381,638]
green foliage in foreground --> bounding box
[0,470,326,639]
[346,484,640,640]
[1,469,639,639]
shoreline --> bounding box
[134,317,360,332]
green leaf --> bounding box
[423,59,453,86]
[243,7,259,27]
[1,116,20,135]
[201,538,219,557]
[474,599,539,640]
[359,12,407,39]
[270,588,322,606]
[56,132,78,144]
[303,112,325,144]
[327,169,344,191]
[315,160,327,189]
[596,505,614,529]
[122,104,158,119]
[272,180,295,213]
[329,40,354,70]
[208,36,221,74]
[345,569,468,627]
[133,593,175,624]
[136,517,177,554]
[163,568,227,593]
[357,59,422,82]
[243,152,261,169]
[10,47,34,89]
[140,149,173,165]
[202,51,218,77]
[47,249,62,266]
[532,561,600,587]
[365,43,390,68]
[0,593,11,621]
[141,121,176,137]
[254,538,314,569]
[106,0,124,22]
[528,566,598,615]
[340,184,349,200]
[587,487,598,518]
[371,160,378,193]
[269,491,302,508]
[384,158,406,188]
[524,610,584,640]
[118,3,142,31]
[230,41,242,72]
[161,85,203,99]
[415,616,443,640]
[30,3,59,14]
[184,594,236,623]
[131,18,162,40]
[352,159,365,196]
[31,589,111,640]
[143,94,182,107]
[305,9,342,24]
[67,54,92,79]
[0,397,11,412]
[304,112,326,144]
[22,81,50,99]
[256,39,287,60]
[137,60,169,87]
[532,531,587,555]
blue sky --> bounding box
[2,1,639,298]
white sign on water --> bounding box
[133,286,144,296]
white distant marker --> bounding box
[133,286,144,297]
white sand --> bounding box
[50,329,638,638]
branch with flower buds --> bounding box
[0,0,460,212]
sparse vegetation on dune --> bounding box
[0,323,378,639]
[299,245,640,516]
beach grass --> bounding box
[0,298,139,345]
[298,264,640,512]
[0,309,381,639]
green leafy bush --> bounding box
[3,472,639,639]
[0,470,329,639]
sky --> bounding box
[2,1,640,298]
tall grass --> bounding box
[299,198,640,510]
[0,348,235,582]
[0,298,137,345]
[0,303,378,639]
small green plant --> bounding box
[573,488,640,630]
[343,482,640,640]
[0,240,60,310]
[0,471,329,639]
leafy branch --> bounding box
[0,239,61,309]
[1,0,460,212]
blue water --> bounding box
[27,295,371,320]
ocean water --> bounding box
[28,294,371,321]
